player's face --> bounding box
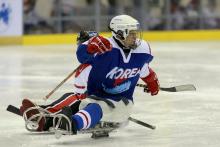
[124,30,138,48]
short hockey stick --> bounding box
[6,105,155,130]
[43,69,77,100]
[136,83,196,92]
[43,63,85,100]
[43,55,93,100]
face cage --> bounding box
[114,29,143,50]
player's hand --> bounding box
[87,36,112,54]
[142,68,159,96]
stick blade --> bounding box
[160,84,196,92]
[175,84,196,92]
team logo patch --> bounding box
[102,81,131,94]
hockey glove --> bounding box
[87,36,112,54]
[141,68,159,96]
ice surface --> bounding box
[0,41,220,147]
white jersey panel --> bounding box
[73,65,92,94]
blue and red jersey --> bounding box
[76,37,153,101]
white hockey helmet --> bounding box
[109,15,140,41]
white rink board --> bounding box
[0,41,220,147]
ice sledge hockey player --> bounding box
[52,14,159,137]
[20,15,159,137]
